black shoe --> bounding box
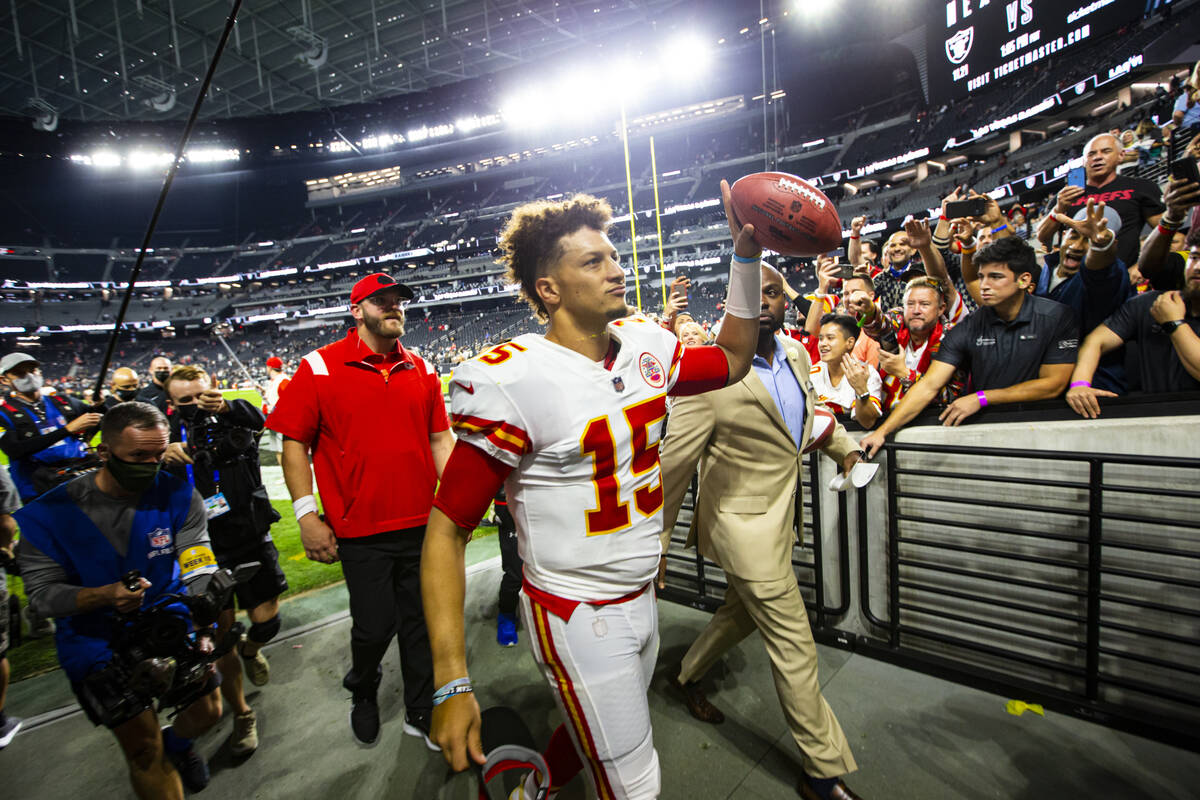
[163,737,210,793]
[403,709,441,752]
[343,666,382,747]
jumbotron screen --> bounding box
[926,0,1144,102]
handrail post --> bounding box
[1085,459,1103,700]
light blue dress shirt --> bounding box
[751,336,806,452]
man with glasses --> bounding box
[267,273,455,748]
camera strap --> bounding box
[179,423,230,520]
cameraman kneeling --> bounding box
[14,402,222,798]
[162,366,286,757]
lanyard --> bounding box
[178,422,220,492]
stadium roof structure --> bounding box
[0,0,693,124]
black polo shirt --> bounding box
[934,294,1079,390]
[1101,292,1200,393]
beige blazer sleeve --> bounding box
[658,392,717,555]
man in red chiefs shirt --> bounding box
[266,273,456,749]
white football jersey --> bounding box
[449,315,684,601]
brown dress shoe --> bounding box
[667,673,725,724]
[796,776,864,800]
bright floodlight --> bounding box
[500,93,550,128]
[661,35,710,79]
[798,0,836,17]
[91,150,121,168]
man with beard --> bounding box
[103,368,142,411]
[138,357,174,413]
[873,278,966,412]
[1066,242,1200,418]
[658,264,867,800]
[860,237,1078,453]
[267,273,455,748]
[1038,133,1164,269]
[871,229,919,311]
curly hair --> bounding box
[497,194,613,321]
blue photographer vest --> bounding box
[14,472,203,682]
[0,394,90,501]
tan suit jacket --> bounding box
[660,335,860,582]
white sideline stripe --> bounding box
[20,555,504,733]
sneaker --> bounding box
[163,737,210,793]
[402,710,441,752]
[343,668,381,748]
[497,612,519,647]
[0,716,23,749]
[229,709,258,757]
[239,637,270,687]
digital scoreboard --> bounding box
[926,0,1144,102]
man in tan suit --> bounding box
[659,264,865,800]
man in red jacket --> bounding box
[267,273,455,749]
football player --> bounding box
[421,182,762,799]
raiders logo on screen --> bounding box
[945,27,974,65]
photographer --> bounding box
[14,402,222,797]
[0,352,102,503]
[162,365,286,758]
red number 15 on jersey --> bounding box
[579,395,666,536]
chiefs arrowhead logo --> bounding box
[945,27,973,65]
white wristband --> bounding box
[293,494,318,521]
[1090,232,1116,253]
[724,255,762,320]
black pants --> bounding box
[496,503,522,616]
[338,527,433,714]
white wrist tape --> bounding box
[293,494,318,521]
[724,255,762,320]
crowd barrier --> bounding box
[658,395,1200,749]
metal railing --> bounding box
[659,438,1200,748]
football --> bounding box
[801,406,838,455]
[729,171,842,257]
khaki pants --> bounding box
[678,572,857,779]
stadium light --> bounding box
[501,93,550,128]
[661,35,710,80]
[91,150,121,168]
[186,147,240,163]
[128,150,173,170]
[797,0,836,17]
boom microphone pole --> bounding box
[91,0,244,405]
[213,326,265,396]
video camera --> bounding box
[186,412,257,470]
[77,562,259,728]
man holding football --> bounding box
[421,181,762,799]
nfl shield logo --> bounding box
[945,27,974,65]
[612,377,625,392]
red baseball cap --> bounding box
[265,356,283,370]
[350,273,414,305]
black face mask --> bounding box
[175,403,200,421]
[154,370,170,384]
[105,453,161,494]
[115,388,139,402]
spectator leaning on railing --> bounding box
[1066,239,1200,418]
[861,237,1079,455]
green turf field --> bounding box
[5,496,496,682]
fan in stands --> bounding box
[730,172,842,257]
